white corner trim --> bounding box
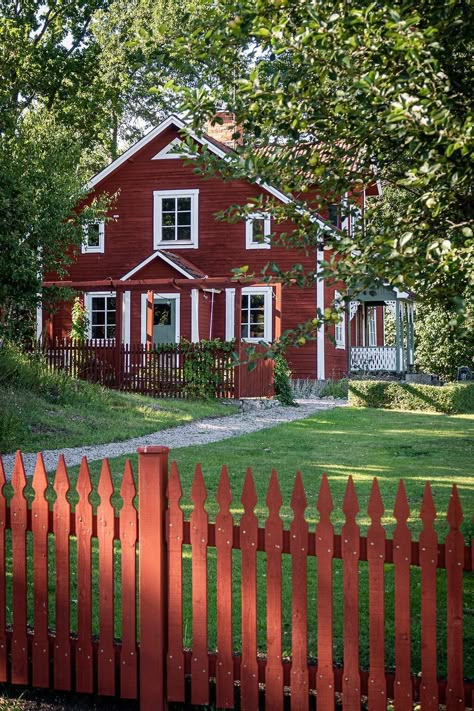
[316,250,325,379]
[191,289,199,342]
[120,250,199,281]
[245,213,271,250]
[123,291,131,345]
[225,288,236,341]
[140,292,180,345]
[153,189,199,250]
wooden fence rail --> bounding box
[28,339,274,399]
[0,449,472,710]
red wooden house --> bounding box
[40,113,414,381]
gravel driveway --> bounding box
[2,398,346,479]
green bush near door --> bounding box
[348,380,474,414]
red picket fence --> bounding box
[0,449,472,710]
[31,339,274,399]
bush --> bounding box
[274,353,297,406]
[348,380,474,414]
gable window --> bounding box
[153,189,199,249]
[245,214,271,249]
[241,287,272,342]
[82,222,105,254]
[85,292,116,340]
[334,290,346,349]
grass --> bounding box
[0,343,237,453]
[6,406,472,683]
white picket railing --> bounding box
[350,346,397,372]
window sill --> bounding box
[154,241,197,250]
[246,242,271,250]
[335,344,346,350]
[81,246,104,254]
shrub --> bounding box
[348,380,474,414]
[274,353,297,406]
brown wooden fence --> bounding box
[31,339,274,399]
[0,449,472,710]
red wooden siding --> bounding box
[0,449,472,709]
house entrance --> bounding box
[153,298,176,344]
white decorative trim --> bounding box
[241,286,273,343]
[349,300,360,321]
[123,291,131,345]
[225,288,235,341]
[153,189,199,250]
[316,250,325,379]
[81,222,105,254]
[245,213,271,250]
[191,289,199,342]
[140,292,180,345]
[121,250,202,280]
[152,137,192,160]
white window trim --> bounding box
[240,286,273,343]
[81,221,105,254]
[245,213,271,250]
[153,189,199,250]
[84,291,116,341]
[334,290,346,350]
[140,292,181,345]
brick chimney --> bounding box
[205,111,243,148]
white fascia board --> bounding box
[120,250,198,281]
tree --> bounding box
[169,0,473,329]
[415,303,474,381]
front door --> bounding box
[153,298,176,344]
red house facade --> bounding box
[41,114,398,381]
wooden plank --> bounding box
[167,461,185,702]
[190,464,209,706]
[32,454,50,688]
[342,477,360,710]
[240,468,259,711]
[97,459,116,696]
[76,457,94,693]
[419,483,438,711]
[445,485,464,711]
[393,480,412,709]
[11,451,29,685]
[53,455,71,690]
[0,458,7,681]
[264,470,283,711]
[367,478,386,711]
[316,474,334,711]
[119,460,138,699]
[215,466,234,709]
[290,472,309,710]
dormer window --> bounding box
[246,213,271,249]
[82,221,105,253]
[153,189,199,249]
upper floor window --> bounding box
[153,189,199,249]
[82,221,105,254]
[246,213,271,249]
[85,292,116,340]
[327,204,341,229]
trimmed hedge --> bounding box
[348,380,474,414]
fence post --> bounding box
[138,445,169,711]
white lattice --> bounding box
[350,346,397,371]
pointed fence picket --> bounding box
[0,449,472,710]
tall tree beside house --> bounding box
[169,0,473,328]
[415,303,474,381]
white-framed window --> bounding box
[327,204,341,229]
[153,189,199,249]
[334,290,346,349]
[241,287,272,342]
[367,306,377,347]
[84,292,116,340]
[245,213,271,249]
[82,221,105,254]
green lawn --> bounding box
[4,407,474,681]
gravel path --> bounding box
[2,398,347,479]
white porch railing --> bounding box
[350,346,397,372]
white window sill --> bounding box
[81,246,104,254]
[246,242,271,250]
[154,241,197,250]
[335,344,346,350]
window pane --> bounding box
[92,311,105,325]
[241,295,249,310]
[251,313,265,324]
[92,325,105,339]
[91,297,105,310]
[162,212,175,227]
[161,227,175,241]
[107,311,116,325]
[177,211,191,226]
[154,304,171,326]
[252,219,266,243]
[250,294,265,309]
[87,224,101,247]
[177,226,191,240]
[162,198,175,211]
[250,324,265,338]
[107,325,116,338]
[328,204,340,227]
[241,324,249,339]
[177,197,191,211]
[107,297,116,310]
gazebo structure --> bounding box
[348,283,415,374]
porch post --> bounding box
[234,285,242,399]
[347,302,352,373]
[395,300,401,373]
[409,304,415,367]
[400,302,406,372]
[146,290,154,350]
